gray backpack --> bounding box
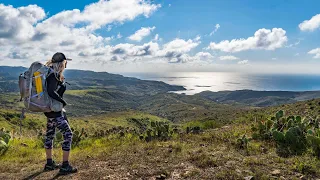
[19,62,63,112]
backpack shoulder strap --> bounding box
[46,67,60,82]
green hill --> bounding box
[197,90,320,107]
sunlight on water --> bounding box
[121,72,320,95]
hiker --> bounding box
[43,52,77,174]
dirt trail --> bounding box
[1,158,194,180]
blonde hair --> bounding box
[45,59,66,81]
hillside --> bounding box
[0,66,246,123]
[0,66,185,94]
[197,90,320,107]
[1,98,320,179]
[2,66,320,179]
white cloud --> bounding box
[195,52,214,61]
[109,38,203,63]
[107,25,112,31]
[299,14,320,31]
[117,33,122,39]
[162,38,200,54]
[286,39,301,48]
[208,28,287,52]
[272,57,277,60]
[156,38,201,63]
[219,55,239,60]
[209,24,220,36]
[238,60,249,65]
[0,4,46,41]
[128,26,156,41]
[153,34,159,41]
[111,41,159,57]
[7,51,31,59]
[308,48,320,58]
[194,35,201,41]
[294,53,300,56]
[42,0,160,30]
[0,1,161,67]
[105,36,114,42]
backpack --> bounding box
[19,61,63,112]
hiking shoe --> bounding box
[44,161,60,171]
[59,164,78,175]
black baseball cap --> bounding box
[52,52,72,63]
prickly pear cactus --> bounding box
[0,128,11,155]
[144,121,173,142]
[72,128,86,147]
[272,130,285,143]
[0,128,11,145]
[252,110,320,158]
[236,135,250,153]
[276,110,284,120]
[307,135,320,158]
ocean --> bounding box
[121,72,320,95]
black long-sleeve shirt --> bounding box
[44,73,67,118]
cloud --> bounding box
[7,51,31,59]
[107,25,112,32]
[153,34,159,41]
[76,37,200,63]
[272,57,277,60]
[111,42,159,58]
[194,35,201,41]
[0,1,214,68]
[42,0,160,30]
[59,40,76,46]
[0,4,46,41]
[208,28,287,52]
[299,14,320,31]
[105,36,114,42]
[294,53,300,56]
[108,38,201,63]
[219,55,239,60]
[209,24,220,36]
[128,26,156,41]
[0,1,161,67]
[308,48,320,58]
[0,0,160,44]
[78,46,108,57]
[286,39,301,48]
[157,38,200,63]
[238,60,249,65]
[162,38,200,54]
[117,33,122,39]
[194,52,214,61]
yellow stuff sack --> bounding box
[33,71,43,98]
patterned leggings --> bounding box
[44,116,73,151]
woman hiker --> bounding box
[43,52,77,174]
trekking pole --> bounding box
[19,108,25,136]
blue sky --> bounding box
[1,0,320,73]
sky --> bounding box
[1,0,320,74]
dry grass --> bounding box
[1,122,320,179]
